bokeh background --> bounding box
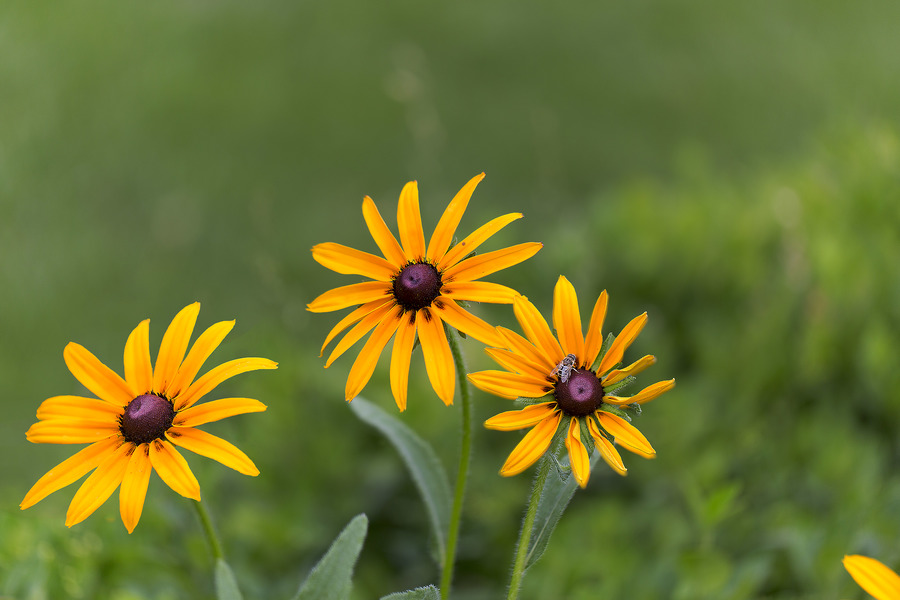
[2,1,899,598]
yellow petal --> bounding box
[439,212,524,270]
[427,172,484,264]
[119,443,152,533]
[499,411,562,476]
[605,379,675,406]
[325,301,394,368]
[433,297,504,347]
[582,290,609,369]
[174,357,278,411]
[344,305,404,401]
[844,555,900,600]
[512,295,564,365]
[167,427,259,476]
[552,276,586,363]
[26,421,121,444]
[36,395,122,421]
[496,326,556,372]
[565,417,591,488]
[149,439,200,500]
[442,242,542,283]
[596,411,656,458]
[468,370,552,400]
[484,348,549,381]
[64,342,133,406]
[307,281,393,313]
[441,281,520,304]
[174,398,267,427]
[21,436,123,510]
[484,402,558,431]
[153,303,200,396]
[123,319,152,396]
[311,242,397,281]
[603,354,657,386]
[587,417,627,476]
[397,181,426,261]
[65,442,132,527]
[417,308,456,405]
[166,320,235,399]
[389,312,417,411]
[319,300,388,357]
[597,312,647,376]
[362,195,406,266]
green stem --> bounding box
[507,454,554,600]
[192,499,224,561]
[440,330,473,599]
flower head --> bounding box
[844,555,900,600]
[308,173,541,410]
[469,276,674,487]
[21,303,277,532]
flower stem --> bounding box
[193,499,224,561]
[507,454,553,600]
[440,330,473,599]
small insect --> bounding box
[552,353,578,383]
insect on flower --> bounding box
[552,353,578,383]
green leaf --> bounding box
[349,396,451,566]
[379,585,441,600]
[293,514,368,600]
[214,559,244,600]
[524,452,599,570]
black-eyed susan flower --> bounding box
[844,555,900,600]
[469,276,674,487]
[307,173,541,411]
[21,303,277,533]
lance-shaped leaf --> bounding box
[293,514,368,600]
[380,585,441,600]
[215,559,244,600]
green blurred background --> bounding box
[2,1,899,598]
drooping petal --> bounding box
[441,281,520,304]
[173,398,267,427]
[153,303,200,396]
[439,212,524,270]
[844,555,900,600]
[565,417,591,488]
[344,305,404,401]
[21,437,123,510]
[596,411,656,458]
[484,402,558,431]
[426,172,484,264]
[605,379,675,406]
[512,295,564,365]
[468,370,552,400]
[362,195,407,266]
[174,358,278,411]
[596,312,648,376]
[496,327,556,372]
[582,290,609,369]
[123,319,152,396]
[166,320,235,399]
[149,439,200,500]
[119,443,152,533]
[484,348,549,381]
[397,181,426,261]
[319,300,387,357]
[499,411,562,476]
[552,276,585,362]
[442,242,542,283]
[167,427,259,476]
[433,297,504,347]
[389,312,417,411]
[311,242,397,281]
[603,354,657,386]
[26,420,120,444]
[64,342,133,406]
[417,308,456,405]
[65,442,132,527]
[307,281,393,313]
[36,395,122,422]
[587,417,626,476]
[325,301,394,368]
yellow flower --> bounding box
[307,173,541,410]
[20,303,277,533]
[844,555,900,600]
[469,276,674,487]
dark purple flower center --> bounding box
[120,394,175,445]
[392,262,442,311]
[554,369,605,417]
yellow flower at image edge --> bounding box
[469,276,675,487]
[844,555,900,600]
[307,173,541,410]
[20,303,277,533]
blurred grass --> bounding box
[2,0,900,598]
